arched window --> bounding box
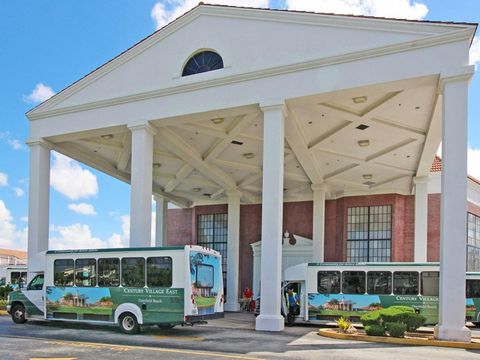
[182,51,223,77]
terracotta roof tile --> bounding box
[431,155,442,172]
[0,248,27,260]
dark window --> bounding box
[197,213,227,292]
[182,51,223,77]
[195,264,214,288]
[393,271,419,295]
[147,257,172,287]
[467,213,480,271]
[342,271,366,294]
[317,271,341,294]
[27,274,44,291]
[121,258,145,287]
[98,258,120,287]
[10,272,20,284]
[54,259,74,286]
[421,271,439,296]
[466,279,480,298]
[347,206,392,262]
[367,271,392,295]
[75,259,96,287]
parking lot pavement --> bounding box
[1,313,480,359]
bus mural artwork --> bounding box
[189,250,222,316]
[282,262,480,326]
[7,245,223,334]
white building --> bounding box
[25,4,476,340]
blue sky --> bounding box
[0,1,479,251]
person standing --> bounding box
[285,287,300,325]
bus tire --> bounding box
[119,312,140,334]
[11,304,27,324]
[473,322,480,328]
[157,323,175,330]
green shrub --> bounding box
[360,310,381,326]
[0,285,13,300]
[0,299,6,307]
[385,322,407,338]
[380,306,415,323]
[402,312,426,332]
[364,324,385,336]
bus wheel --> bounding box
[119,313,140,334]
[473,322,480,328]
[157,323,175,330]
[11,304,27,324]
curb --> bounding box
[318,328,480,350]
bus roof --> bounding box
[307,262,440,267]
[46,246,185,255]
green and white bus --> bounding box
[0,266,28,288]
[282,262,480,326]
[7,245,224,333]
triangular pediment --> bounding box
[27,4,475,118]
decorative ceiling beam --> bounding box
[156,127,237,191]
[285,107,324,184]
[203,114,257,162]
[116,132,132,171]
[164,164,194,192]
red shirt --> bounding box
[243,288,253,298]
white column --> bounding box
[255,103,286,332]
[129,123,156,247]
[225,190,241,311]
[434,68,474,342]
[154,195,168,246]
[414,176,428,263]
[312,183,326,262]
[26,140,51,275]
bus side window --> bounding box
[75,258,96,287]
[317,271,340,294]
[421,271,439,296]
[466,280,480,298]
[367,271,392,295]
[342,271,366,294]
[121,257,145,287]
[10,272,20,284]
[393,271,419,295]
[147,257,172,287]
[98,258,120,287]
[54,259,74,286]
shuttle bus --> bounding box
[7,245,224,333]
[281,262,480,326]
[0,266,28,288]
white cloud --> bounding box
[0,172,7,187]
[107,215,130,248]
[13,187,24,197]
[20,216,28,223]
[50,223,104,250]
[7,139,24,151]
[24,83,56,103]
[0,200,27,250]
[50,152,98,200]
[151,0,269,29]
[68,203,97,216]
[469,147,480,181]
[286,0,428,20]
[470,36,480,67]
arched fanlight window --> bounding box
[182,51,224,77]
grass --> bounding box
[314,309,368,317]
[47,305,112,315]
[194,296,216,308]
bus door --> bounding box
[282,281,305,320]
[22,274,45,317]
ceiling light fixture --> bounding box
[352,96,367,104]
[211,118,224,125]
[243,152,254,159]
[356,124,369,130]
[101,134,113,140]
[193,188,201,192]
[152,163,161,168]
[363,174,373,180]
[357,139,370,147]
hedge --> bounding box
[385,322,407,338]
[364,324,385,336]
